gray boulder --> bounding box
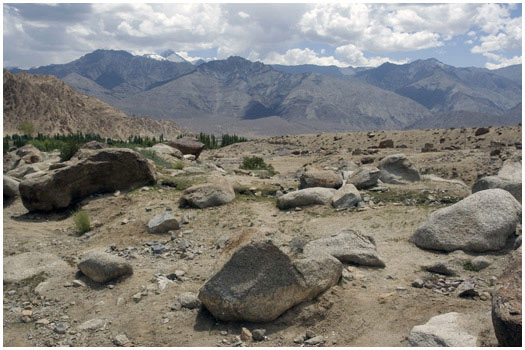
[332,184,361,209]
[19,148,155,211]
[179,179,235,208]
[303,229,385,267]
[410,189,521,252]
[167,138,205,159]
[147,212,180,234]
[473,161,522,201]
[472,176,521,202]
[299,169,343,189]
[379,154,420,184]
[492,249,522,347]
[198,240,341,322]
[151,143,183,159]
[408,312,481,347]
[178,292,201,309]
[78,251,133,283]
[4,175,20,199]
[277,187,336,210]
[346,166,380,189]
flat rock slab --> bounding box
[408,312,485,346]
[198,240,341,322]
[277,187,336,210]
[4,252,71,284]
[410,189,522,252]
[303,229,385,267]
[78,251,133,284]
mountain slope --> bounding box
[113,56,431,134]
[3,70,185,140]
[353,59,521,114]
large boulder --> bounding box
[473,161,522,201]
[472,176,521,202]
[331,184,361,209]
[3,175,20,199]
[151,143,183,159]
[346,166,380,189]
[167,138,205,159]
[410,189,521,252]
[492,250,522,346]
[379,154,420,184]
[408,312,483,347]
[198,240,341,322]
[303,229,385,267]
[299,169,343,189]
[179,179,235,209]
[19,148,155,211]
[78,251,133,283]
[276,187,336,210]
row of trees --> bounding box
[198,132,248,149]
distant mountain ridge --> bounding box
[7,50,521,136]
[3,69,185,140]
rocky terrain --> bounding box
[9,51,521,136]
[3,124,522,347]
[3,69,185,140]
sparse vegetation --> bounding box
[73,209,91,234]
[239,156,276,176]
[60,139,81,161]
[136,149,177,169]
[158,175,207,190]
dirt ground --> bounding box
[3,125,522,347]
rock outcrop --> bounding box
[198,240,341,322]
[276,187,336,210]
[410,189,521,252]
[19,148,155,211]
[379,154,420,184]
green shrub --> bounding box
[240,156,275,175]
[173,161,184,170]
[60,140,80,161]
[73,210,91,234]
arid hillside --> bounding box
[3,70,185,140]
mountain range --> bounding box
[7,50,522,136]
[3,69,185,140]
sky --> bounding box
[3,3,522,70]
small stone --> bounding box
[54,323,69,334]
[220,331,228,336]
[36,318,50,325]
[305,335,325,345]
[116,297,125,306]
[489,276,497,286]
[132,293,142,303]
[455,280,478,298]
[294,335,305,344]
[72,280,86,288]
[480,292,490,301]
[412,279,425,288]
[305,330,316,339]
[240,327,252,342]
[470,256,491,271]
[178,292,201,309]
[252,329,266,341]
[78,318,105,331]
[113,334,130,346]
[21,309,33,317]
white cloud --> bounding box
[238,11,250,19]
[483,53,522,69]
[264,48,347,67]
[334,44,409,67]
